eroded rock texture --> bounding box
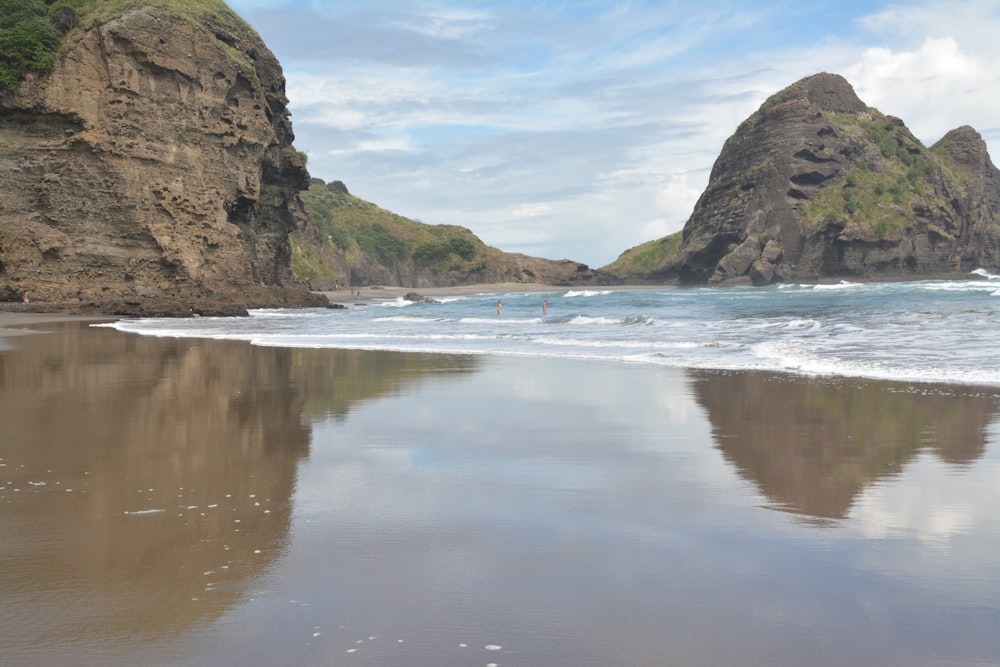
[0,5,326,313]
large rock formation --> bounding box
[630,73,1000,285]
[0,2,327,313]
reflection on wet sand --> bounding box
[0,323,476,664]
[291,348,478,422]
[689,370,999,520]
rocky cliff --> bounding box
[610,73,1000,285]
[0,1,326,314]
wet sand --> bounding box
[0,311,113,327]
[2,315,1000,666]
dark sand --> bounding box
[2,313,999,666]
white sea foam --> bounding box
[563,290,614,297]
[783,319,822,331]
[94,279,1000,387]
[377,297,414,308]
[566,315,638,326]
[460,317,540,324]
[374,315,448,323]
[247,308,328,319]
[917,280,996,293]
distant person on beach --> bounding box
[542,299,547,315]
[22,292,29,304]
[497,299,503,316]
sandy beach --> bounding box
[0,312,114,328]
[2,290,1000,667]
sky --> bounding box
[227,0,1000,268]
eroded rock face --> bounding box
[0,6,325,312]
[662,72,1000,285]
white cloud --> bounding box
[325,136,414,156]
[510,202,551,218]
[383,6,492,40]
[847,37,992,145]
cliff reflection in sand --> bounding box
[689,370,997,520]
[0,322,477,660]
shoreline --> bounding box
[3,269,990,320]
[0,283,642,335]
[319,282,669,303]
[0,311,117,331]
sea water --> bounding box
[104,270,1000,387]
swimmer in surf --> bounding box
[497,299,503,316]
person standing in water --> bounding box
[497,299,503,316]
[542,299,547,315]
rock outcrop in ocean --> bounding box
[0,1,326,314]
[606,72,1000,285]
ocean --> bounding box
[105,270,1000,387]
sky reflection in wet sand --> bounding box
[1,327,998,666]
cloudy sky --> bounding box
[228,0,1000,267]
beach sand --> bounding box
[2,295,999,666]
[0,312,113,327]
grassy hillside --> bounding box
[49,0,245,29]
[601,231,683,280]
[293,179,516,288]
[800,111,966,241]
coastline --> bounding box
[3,270,988,322]
[0,283,627,340]
[4,276,994,388]
[318,281,669,304]
[0,284,574,329]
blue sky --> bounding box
[228,0,1000,267]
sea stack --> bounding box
[617,72,1000,285]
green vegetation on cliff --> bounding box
[602,231,682,279]
[0,0,62,90]
[52,0,245,29]
[0,0,259,91]
[295,179,511,287]
[801,111,966,241]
